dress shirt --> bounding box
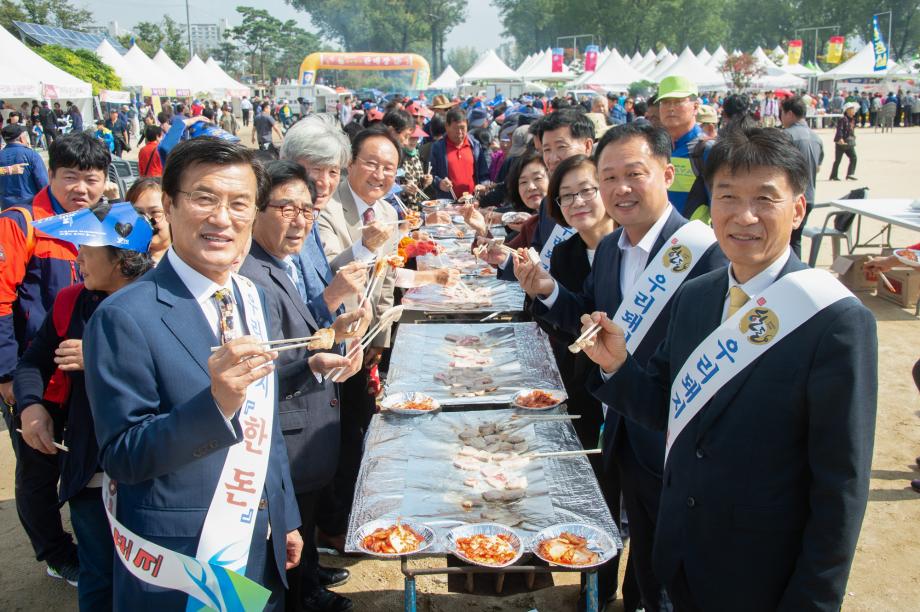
[721,248,791,322]
[348,182,381,262]
[540,205,673,308]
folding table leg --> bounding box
[586,570,599,612]
[404,576,417,612]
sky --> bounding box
[81,0,506,52]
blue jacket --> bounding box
[429,135,490,200]
[0,143,49,209]
[84,256,300,599]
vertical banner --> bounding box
[551,48,564,73]
[786,40,803,65]
[584,45,599,72]
[826,36,844,64]
[871,15,889,71]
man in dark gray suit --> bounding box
[781,96,823,258]
[239,160,365,612]
[581,127,877,611]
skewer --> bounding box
[568,322,602,354]
[392,195,410,216]
[510,414,581,421]
[16,429,68,452]
[878,271,896,293]
[523,448,601,459]
[210,334,325,353]
[448,185,457,201]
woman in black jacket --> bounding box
[15,202,152,610]
[830,102,858,180]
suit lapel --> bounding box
[694,255,806,438]
[156,258,216,376]
[337,181,363,246]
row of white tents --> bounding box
[429,42,914,93]
[0,20,249,121]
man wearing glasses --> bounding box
[84,137,303,609]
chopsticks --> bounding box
[327,319,386,382]
[16,429,68,452]
[210,334,325,353]
[510,414,580,421]
[568,322,602,354]
[523,448,601,459]
[878,271,896,293]
[479,311,504,322]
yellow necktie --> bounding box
[727,286,750,318]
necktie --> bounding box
[212,288,240,344]
[285,256,309,304]
[362,206,375,225]
[727,286,750,319]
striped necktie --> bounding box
[212,288,240,344]
[727,286,750,319]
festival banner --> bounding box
[786,40,803,65]
[826,36,844,64]
[584,45,599,72]
[871,15,889,71]
[551,48,564,73]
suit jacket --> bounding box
[84,256,300,594]
[533,208,727,476]
[317,180,400,347]
[239,241,340,493]
[590,255,877,611]
[298,225,338,327]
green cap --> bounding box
[656,75,698,100]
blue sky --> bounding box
[81,0,506,51]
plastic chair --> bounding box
[803,210,853,267]
[875,103,896,133]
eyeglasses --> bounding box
[266,201,317,221]
[356,157,397,177]
[178,190,255,221]
[556,186,599,208]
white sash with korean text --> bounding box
[664,268,852,464]
[538,224,576,271]
[614,220,716,354]
[102,274,276,611]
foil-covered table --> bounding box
[384,323,564,406]
[345,408,621,555]
[400,276,525,313]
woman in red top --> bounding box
[136,124,163,177]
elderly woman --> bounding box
[830,101,858,181]
[15,202,152,609]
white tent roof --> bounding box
[784,60,823,76]
[460,49,520,82]
[656,46,671,61]
[428,64,461,90]
[753,47,777,68]
[657,46,727,89]
[0,24,91,99]
[205,57,251,97]
[574,48,652,89]
[747,46,806,89]
[519,47,575,81]
[596,47,611,67]
[515,53,533,73]
[153,49,195,93]
[697,47,711,64]
[630,51,643,66]
[181,55,221,95]
[773,45,787,58]
[123,45,176,91]
[706,45,728,69]
[822,43,902,79]
[95,39,144,88]
[648,53,678,80]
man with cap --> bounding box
[656,75,712,222]
[0,123,48,209]
[696,105,718,140]
[430,107,490,200]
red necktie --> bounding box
[362,206,375,225]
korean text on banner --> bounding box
[871,16,889,72]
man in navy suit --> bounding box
[84,138,303,610]
[239,160,365,612]
[516,123,727,612]
[580,127,877,611]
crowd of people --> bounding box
[0,68,912,612]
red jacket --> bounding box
[138,140,163,177]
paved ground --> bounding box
[0,124,918,611]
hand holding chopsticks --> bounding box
[571,313,629,376]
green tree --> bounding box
[213,40,244,76]
[0,0,26,34]
[21,0,91,29]
[270,23,322,80]
[229,6,280,81]
[34,44,121,94]
[446,45,479,75]
[130,21,164,57]
[161,15,189,64]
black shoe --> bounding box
[317,565,350,588]
[47,560,79,587]
[301,587,353,612]
[846,175,858,181]
[829,177,841,181]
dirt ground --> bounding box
[0,124,918,611]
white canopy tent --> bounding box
[0,23,93,120]
[656,46,671,61]
[706,45,728,69]
[123,45,178,94]
[574,48,651,90]
[747,46,806,89]
[515,54,535,74]
[629,51,643,66]
[648,53,678,80]
[656,46,728,90]
[772,45,787,61]
[152,49,195,95]
[95,39,143,88]
[697,47,711,64]
[752,46,777,68]
[428,64,461,90]
[205,58,251,98]
[634,49,657,73]
[180,55,228,98]
[822,43,902,79]
[459,49,521,83]
[520,47,575,81]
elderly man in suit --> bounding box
[84,137,303,610]
[580,127,877,611]
[239,160,366,612]
[515,123,727,612]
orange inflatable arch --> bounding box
[299,52,431,90]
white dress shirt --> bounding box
[349,183,380,262]
[721,248,791,322]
